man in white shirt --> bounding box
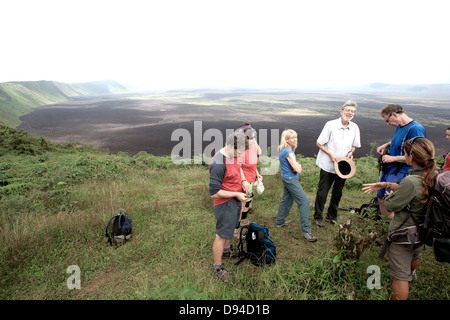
[314,100,361,227]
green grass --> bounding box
[0,123,449,300]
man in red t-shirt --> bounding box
[444,127,450,171]
[209,132,248,282]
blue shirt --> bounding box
[279,148,298,179]
[386,120,426,174]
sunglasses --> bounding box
[402,136,420,155]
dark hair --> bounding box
[381,104,404,116]
[403,137,437,202]
[237,122,257,140]
[226,132,248,151]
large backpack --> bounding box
[105,209,132,246]
[419,171,450,262]
[235,223,276,267]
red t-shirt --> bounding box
[209,151,243,206]
[444,151,450,171]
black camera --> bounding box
[378,148,390,174]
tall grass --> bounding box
[0,126,449,300]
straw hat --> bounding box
[334,157,356,179]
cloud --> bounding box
[1,0,450,89]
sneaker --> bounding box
[212,264,234,282]
[222,245,240,259]
[303,232,317,242]
[315,219,325,228]
[325,217,338,225]
[276,220,292,228]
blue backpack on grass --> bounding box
[236,223,276,266]
[105,209,132,246]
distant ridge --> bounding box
[0,79,127,127]
[318,82,450,95]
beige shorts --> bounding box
[388,242,424,281]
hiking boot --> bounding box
[222,245,240,259]
[303,232,317,242]
[276,220,292,228]
[212,264,234,282]
[315,219,325,228]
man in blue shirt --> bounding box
[376,104,426,219]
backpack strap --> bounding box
[378,209,413,260]
[118,213,123,232]
[235,255,247,266]
[105,215,119,245]
[235,226,248,266]
[419,180,438,244]
[378,241,389,260]
[105,215,117,238]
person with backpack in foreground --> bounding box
[362,137,438,300]
[209,132,249,282]
[275,129,317,242]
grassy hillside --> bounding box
[0,123,448,301]
[0,80,127,127]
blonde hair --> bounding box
[278,129,297,151]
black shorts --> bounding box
[214,198,242,239]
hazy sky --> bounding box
[2,0,450,90]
